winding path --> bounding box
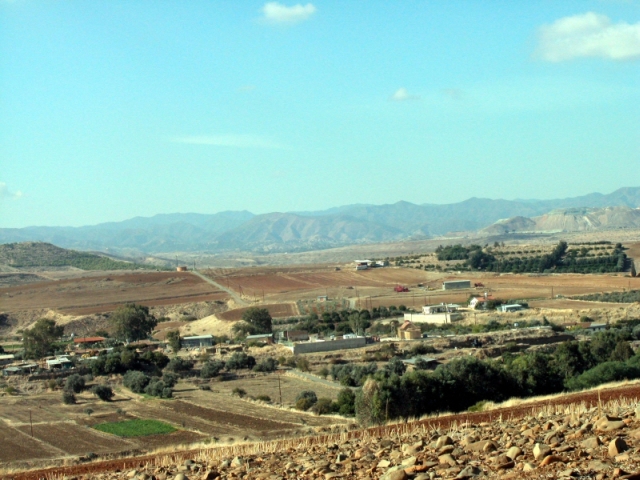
[190,270,249,307]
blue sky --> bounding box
[1,1,639,228]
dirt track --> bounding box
[7,383,640,480]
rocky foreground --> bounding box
[23,397,640,480]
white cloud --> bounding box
[390,88,420,102]
[262,2,316,24]
[537,12,640,61]
[171,134,289,150]
[0,182,23,200]
[238,85,256,92]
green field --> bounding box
[94,419,176,437]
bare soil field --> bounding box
[0,272,228,315]
[217,303,298,321]
[15,422,137,456]
[0,425,64,463]
[529,299,632,309]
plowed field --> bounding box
[0,271,228,315]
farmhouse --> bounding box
[397,320,422,340]
[181,335,214,348]
[469,295,495,309]
[442,280,471,290]
[422,304,459,315]
[45,356,73,370]
[176,266,188,272]
[73,336,106,347]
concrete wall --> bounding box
[404,313,463,324]
[292,337,367,355]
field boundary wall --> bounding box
[292,337,367,354]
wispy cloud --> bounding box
[171,135,290,150]
[0,182,23,200]
[537,12,640,61]
[390,87,420,102]
[261,2,316,24]
[238,85,256,92]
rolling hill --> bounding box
[0,242,158,270]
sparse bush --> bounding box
[225,352,256,371]
[295,357,310,372]
[201,359,225,378]
[295,390,317,406]
[165,357,194,373]
[84,407,94,416]
[317,367,329,378]
[122,370,150,393]
[145,379,172,398]
[232,387,247,398]
[256,394,271,402]
[312,397,336,415]
[62,390,76,404]
[253,357,278,372]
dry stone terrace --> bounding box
[8,393,640,480]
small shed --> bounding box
[176,266,188,272]
[442,280,471,290]
[0,354,15,366]
[397,321,421,340]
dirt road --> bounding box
[191,270,248,307]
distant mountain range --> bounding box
[2,187,640,254]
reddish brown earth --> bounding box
[0,272,228,315]
[7,383,640,480]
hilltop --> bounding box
[0,242,159,271]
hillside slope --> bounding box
[0,242,155,270]
[482,206,640,235]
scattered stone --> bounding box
[608,437,628,457]
[533,443,551,460]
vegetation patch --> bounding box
[94,419,176,437]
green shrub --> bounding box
[165,357,194,373]
[256,394,271,402]
[225,352,256,370]
[565,362,640,391]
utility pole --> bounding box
[277,371,283,407]
[29,410,33,437]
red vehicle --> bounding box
[394,285,409,292]
[474,282,485,288]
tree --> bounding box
[91,384,114,401]
[122,370,151,393]
[110,303,157,342]
[166,330,181,353]
[241,307,272,334]
[23,319,64,359]
[64,374,86,393]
